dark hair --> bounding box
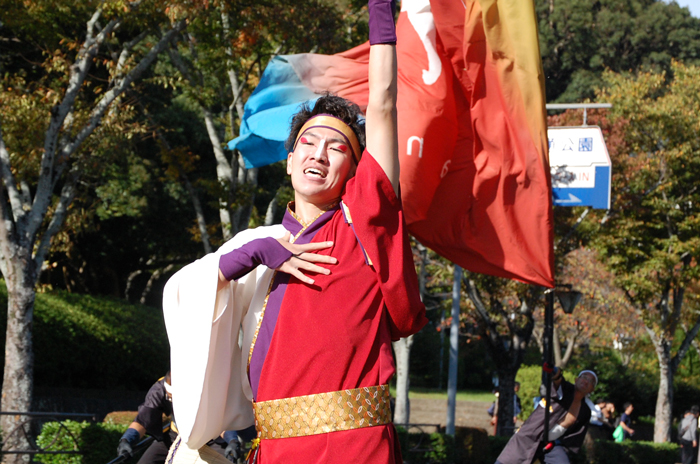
[284,94,366,158]
[692,405,700,415]
[623,402,633,410]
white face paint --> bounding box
[402,0,443,85]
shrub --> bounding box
[454,426,490,464]
[589,440,679,464]
[398,427,507,464]
[0,280,169,391]
[35,420,125,464]
[397,427,457,464]
[515,365,543,421]
[35,420,84,464]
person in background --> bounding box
[679,405,700,464]
[116,373,254,463]
[619,402,635,440]
[117,373,177,464]
[488,383,522,434]
[601,400,615,429]
[587,398,615,440]
[488,388,500,435]
[495,369,597,464]
[514,382,523,425]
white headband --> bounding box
[578,370,598,387]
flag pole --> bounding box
[446,265,462,436]
[542,289,555,446]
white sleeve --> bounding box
[163,225,286,449]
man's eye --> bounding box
[300,137,313,145]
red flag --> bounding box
[397,0,554,287]
[249,0,554,287]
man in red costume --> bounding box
[162,1,427,463]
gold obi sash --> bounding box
[253,384,392,440]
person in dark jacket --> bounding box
[116,373,255,464]
[679,405,700,464]
[495,368,597,464]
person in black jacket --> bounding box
[116,373,255,464]
[495,369,597,464]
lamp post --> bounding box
[542,285,583,445]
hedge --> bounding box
[35,420,127,464]
[397,425,680,464]
[36,420,681,464]
[588,440,679,464]
[0,280,169,391]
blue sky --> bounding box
[666,0,700,17]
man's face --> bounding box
[626,404,634,414]
[287,126,356,207]
[575,373,596,395]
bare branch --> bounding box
[114,30,149,82]
[463,276,501,349]
[18,181,31,205]
[27,19,187,242]
[33,169,79,276]
[0,187,15,279]
[0,120,27,223]
[140,263,176,304]
[167,46,200,89]
[34,14,123,241]
[671,294,698,373]
[264,188,281,226]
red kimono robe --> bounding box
[249,152,427,463]
[163,152,426,463]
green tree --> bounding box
[589,61,700,442]
[531,247,642,368]
[0,0,194,458]
[462,274,540,437]
[161,0,364,244]
[536,0,700,102]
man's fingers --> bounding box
[296,253,337,264]
[294,259,331,275]
[295,240,333,252]
[284,266,316,285]
[277,258,332,284]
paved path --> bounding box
[407,398,495,434]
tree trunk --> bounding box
[462,275,536,437]
[1,258,37,464]
[653,346,673,442]
[496,370,516,437]
[201,107,235,240]
[553,326,563,367]
[392,335,414,427]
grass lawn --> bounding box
[390,386,494,402]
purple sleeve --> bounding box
[219,237,293,281]
[368,0,397,45]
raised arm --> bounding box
[365,0,399,195]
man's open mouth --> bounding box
[304,168,326,178]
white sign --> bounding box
[548,126,612,209]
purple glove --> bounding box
[219,237,293,281]
[368,0,397,45]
